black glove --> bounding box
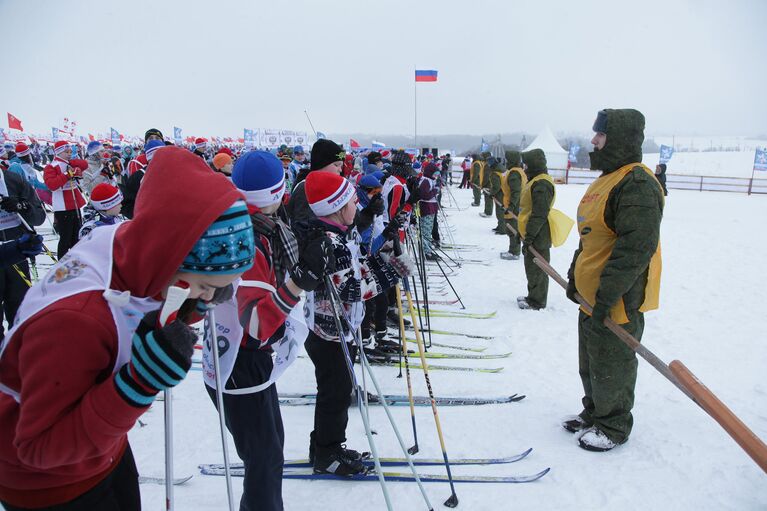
[566,279,578,304]
[382,216,402,241]
[0,196,29,213]
[16,233,44,257]
[362,193,384,217]
[405,176,420,204]
[114,310,198,407]
[291,232,335,291]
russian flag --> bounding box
[415,70,438,82]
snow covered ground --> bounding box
[130,184,767,510]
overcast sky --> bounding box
[2,0,765,139]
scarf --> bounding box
[250,212,299,282]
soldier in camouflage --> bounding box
[500,151,526,260]
[563,109,664,452]
[487,157,507,234]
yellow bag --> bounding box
[548,208,574,247]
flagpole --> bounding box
[414,65,418,151]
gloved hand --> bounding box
[114,310,198,407]
[178,283,235,324]
[566,279,578,304]
[362,193,384,217]
[590,303,609,327]
[16,233,44,257]
[388,253,415,278]
[382,216,402,241]
[406,176,420,204]
[0,196,29,213]
[291,231,335,291]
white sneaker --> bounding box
[577,426,623,452]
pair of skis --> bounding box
[277,392,525,407]
[200,448,550,484]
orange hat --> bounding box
[212,152,232,170]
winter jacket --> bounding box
[285,168,316,236]
[126,154,147,177]
[306,218,399,342]
[43,157,88,211]
[7,159,48,191]
[82,157,110,195]
[0,169,46,243]
[0,147,244,508]
[78,206,124,240]
[121,168,145,220]
[418,171,441,217]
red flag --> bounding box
[7,113,23,131]
[88,134,95,141]
[350,138,360,149]
[237,138,245,144]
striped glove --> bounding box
[114,310,198,407]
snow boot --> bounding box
[470,202,479,207]
[500,252,520,260]
[425,252,440,261]
[577,427,625,452]
[561,415,590,434]
[479,212,490,218]
[517,297,544,310]
[387,308,411,327]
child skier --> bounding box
[78,183,126,240]
[0,147,255,510]
[303,170,413,476]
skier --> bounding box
[122,140,165,219]
[0,234,44,269]
[517,148,555,310]
[654,163,669,196]
[418,161,441,260]
[287,145,307,190]
[0,147,256,510]
[563,109,663,451]
[81,141,111,194]
[212,152,233,177]
[208,151,332,510]
[441,153,452,185]
[303,170,413,476]
[459,155,471,188]
[78,183,125,240]
[43,141,89,258]
[193,137,209,161]
[500,151,527,260]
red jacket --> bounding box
[43,157,88,211]
[0,147,245,508]
[126,153,148,176]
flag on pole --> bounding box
[754,147,767,172]
[174,127,183,145]
[659,144,674,164]
[415,70,438,82]
[480,138,489,152]
[7,113,23,131]
[371,141,386,149]
[350,139,360,149]
[111,128,120,146]
[568,144,580,164]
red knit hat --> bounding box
[14,143,30,158]
[53,140,70,155]
[194,137,208,150]
[90,183,123,211]
[305,171,356,217]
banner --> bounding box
[173,126,183,145]
[754,148,767,172]
[262,129,281,149]
[568,144,580,163]
[659,144,674,164]
[294,131,308,147]
[244,128,256,148]
[280,130,295,146]
[110,128,120,146]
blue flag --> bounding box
[480,138,489,152]
[754,147,767,172]
[659,144,674,164]
[111,127,120,146]
[568,144,580,163]
[174,126,182,145]
[0,128,5,142]
[51,127,58,141]
[244,128,255,147]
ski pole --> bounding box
[207,308,236,511]
[158,284,191,511]
[396,239,459,508]
[323,275,394,511]
[503,215,767,474]
[325,277,433,511]
[395,283,420,454]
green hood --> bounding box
[521,148,547,178]
[505,150,522,168]
[589,109,645,173]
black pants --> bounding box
[2,445,140,511]
[53,210,82,259]
[361,293,389,338]
[305,332,357,457]
[206,348,284,511]
[460,171,470,188]
[0,260,30,338]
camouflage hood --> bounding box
[589,109,645,173]
[521,148,547,178]
[505,150,522,168]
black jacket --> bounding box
[0,170,46,242]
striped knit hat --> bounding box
[180,200,255,274]
[231,151,285,208]
[145,140,165,161]
[14,143,30,158]
[90,183,123,211]
[305,171,356,217]
[53,140,70,155]
[194,137,208,151]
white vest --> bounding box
[0,171,22,231]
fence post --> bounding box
[748,178,753,196]
[699,176,704,192]
[565,165,570,185]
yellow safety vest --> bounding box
[470,161,485,182]
[501,167,527,215]
[574,163,663,324]
[518,173,573,247]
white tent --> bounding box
[523,126,568,170]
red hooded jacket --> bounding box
[0,147,244,508]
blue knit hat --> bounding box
[145,140,165,161]
[86,141,103,156]
[358,174,382,190]
[293,145,304,154]
[372,170,385,182]
[181,200,255,274]
[231,151,286,209]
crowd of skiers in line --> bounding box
[0,127,457,510]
